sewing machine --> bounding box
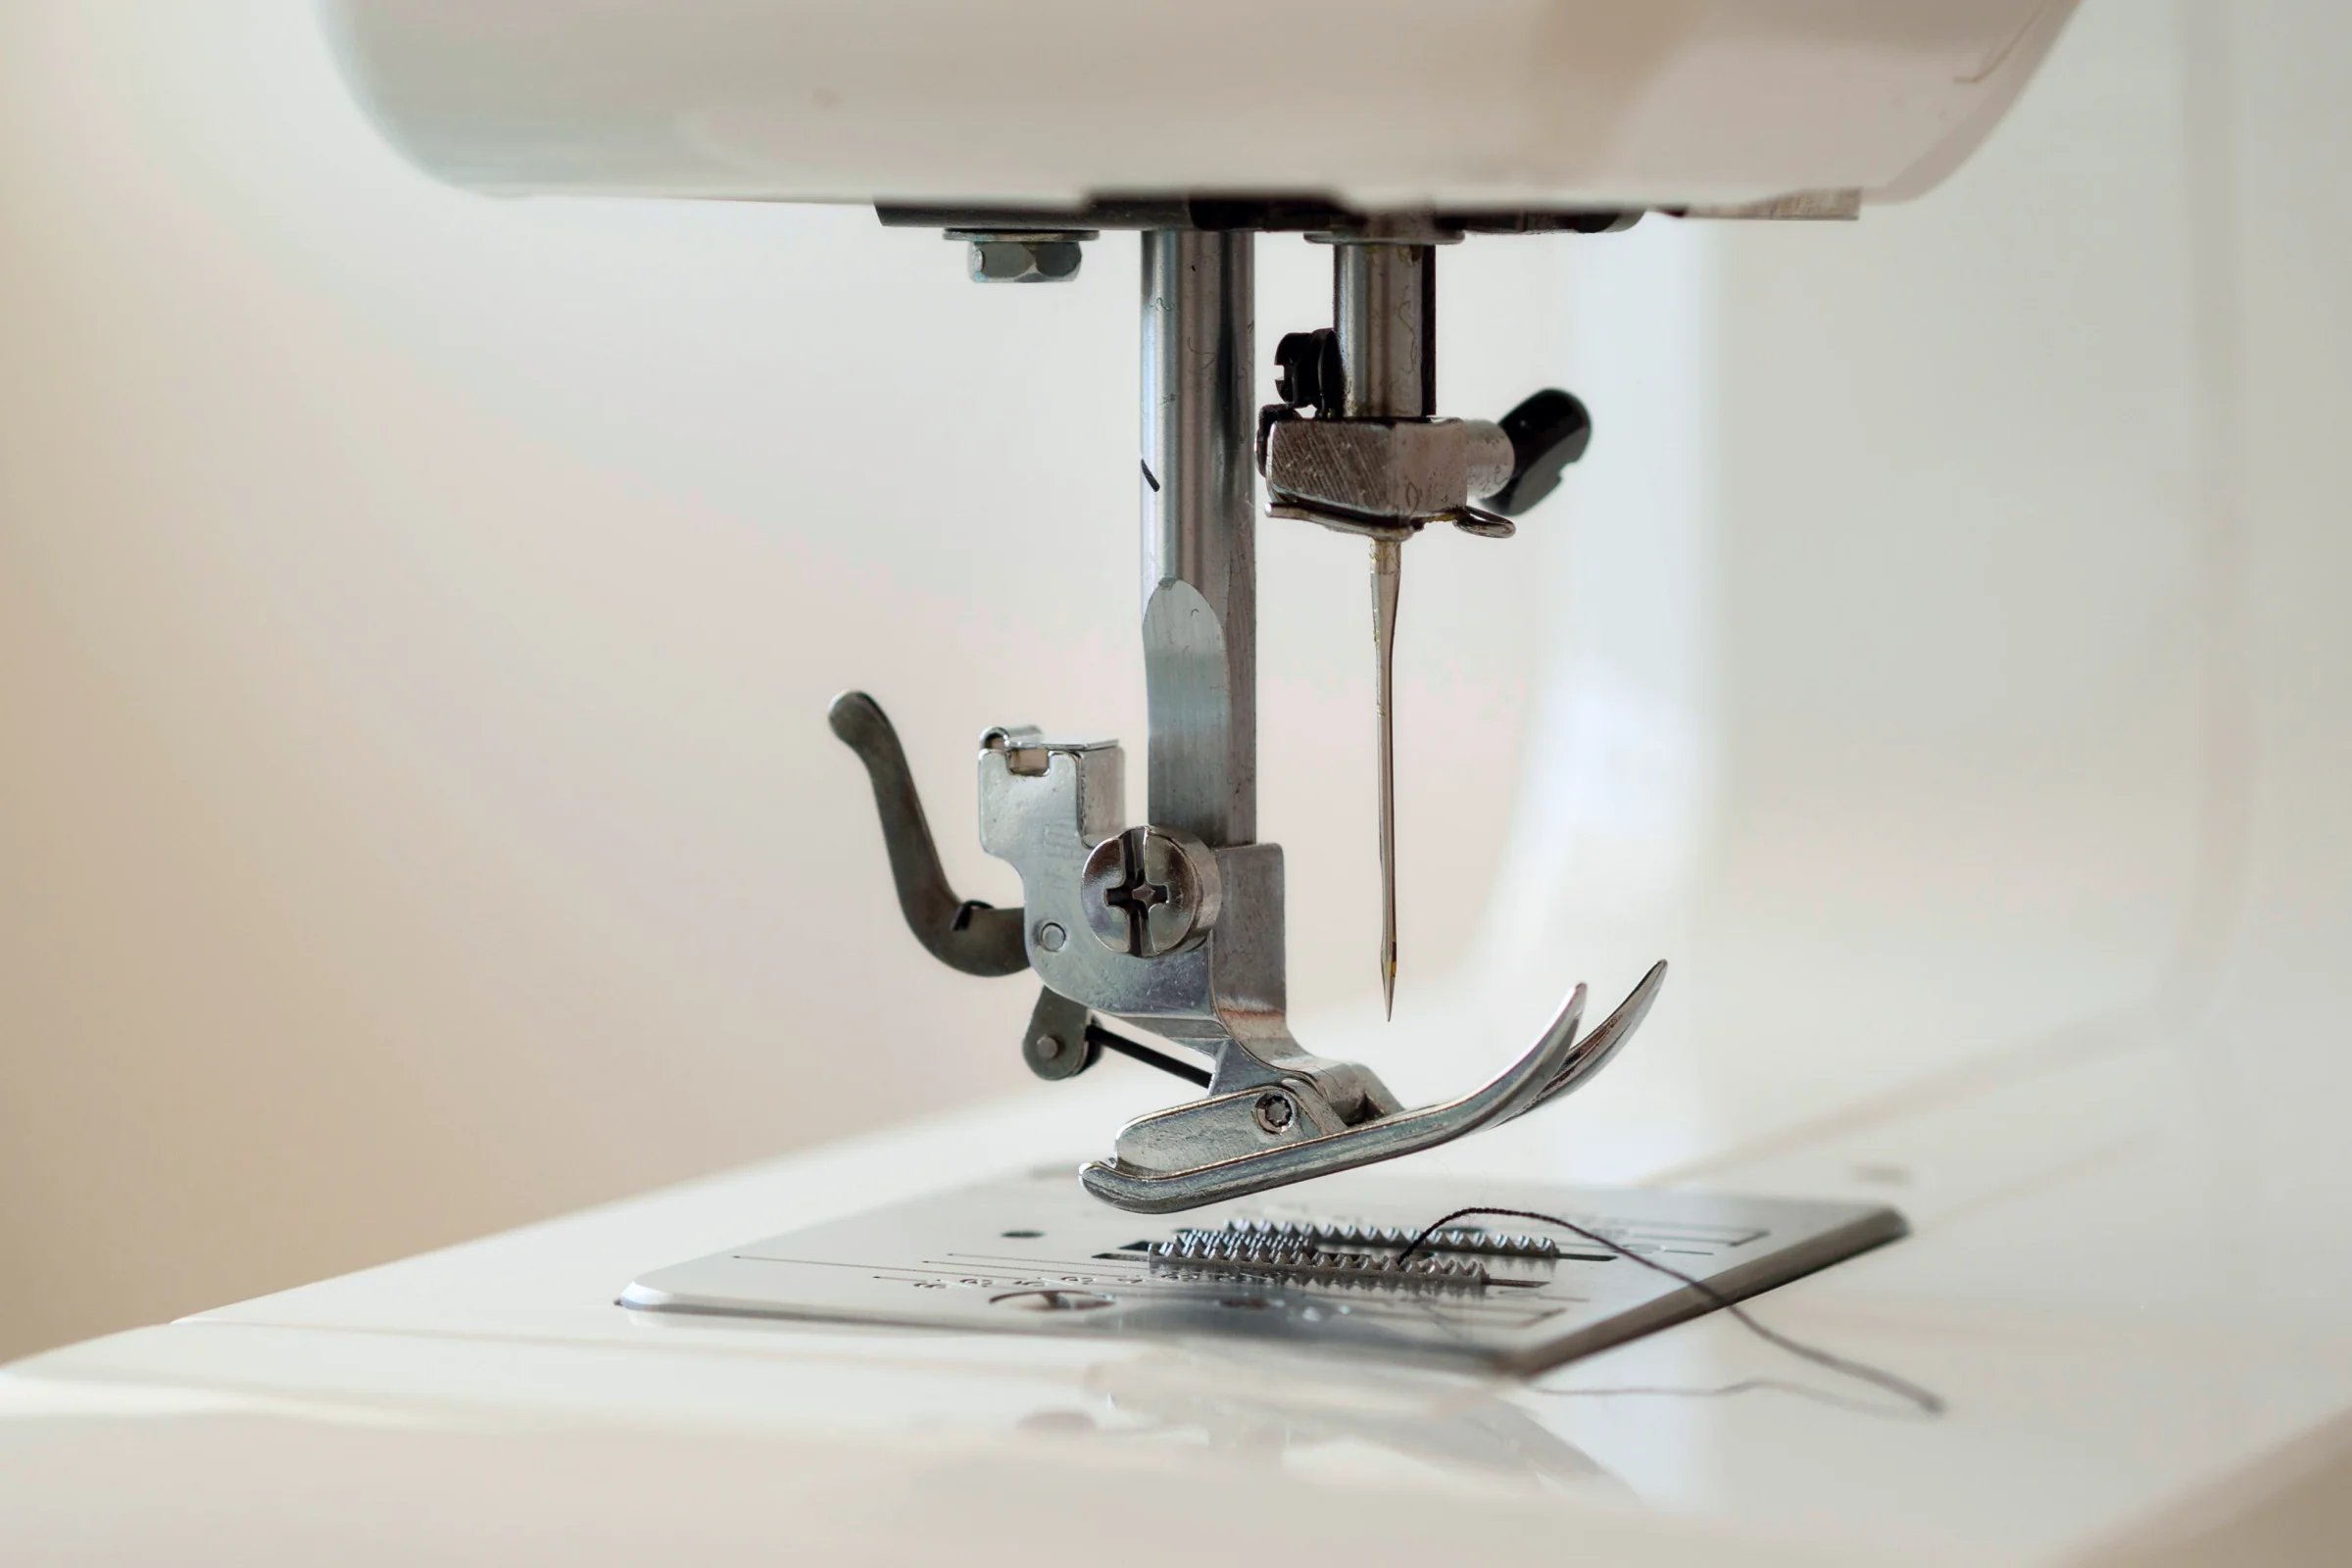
[23,1,2352,1560]
[330,0,2066,1201]
[281,0,2087,1353]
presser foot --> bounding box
[826,691,1667,1213]
[1080,960,1667,1213]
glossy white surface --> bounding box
[322,0,2078,208]
[5,1027,2349,1563]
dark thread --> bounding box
[1394,1205,1945,1416]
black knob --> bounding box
[1274,328,1343,414]
[1486,389,1592,516]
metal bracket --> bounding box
[832,680,1666,1214]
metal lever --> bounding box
[828,691,1030,977]
[1486,388,1592,516]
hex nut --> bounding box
[965,236,1085,283]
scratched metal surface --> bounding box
[622,1167,1903,1374]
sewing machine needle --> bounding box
[1372,536,1401,1019]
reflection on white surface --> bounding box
[0,1371,409,1429]
[1469,215,1723,1184]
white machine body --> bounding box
[323,0,2076,208]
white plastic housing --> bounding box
[322,0,2079,210]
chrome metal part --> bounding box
[1111,1077,1352,1176]
[1078,824,1223,958]
[1337,241,1437,419]
[1335,239,1433,1019]
[1146,1257,1485,1293]
[976,730,1251,1027]
[1145,1232,1491,1292]
[1141,228,1255,850]
[1081,961,1668,1212]
[1450,504,1516,538]
[622,1165,1909,1376]
[1262,415,1513,520]
[1265,497,1512,542]
[1255,241,1577,1022]
[1261,494,1413,541]
[1524,956,1663,1113]
[1371,535,1400,1018]
[1219,1217,1564,1258]
[973,722,1396,1120]
[1021,986,1097,1082]
[953,228,1095,282]
[831,221,1658,1215]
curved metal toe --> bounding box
[1081,962,1664,1213]
[1513,959,1667,1120]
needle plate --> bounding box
[622,1167,1904,1375]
